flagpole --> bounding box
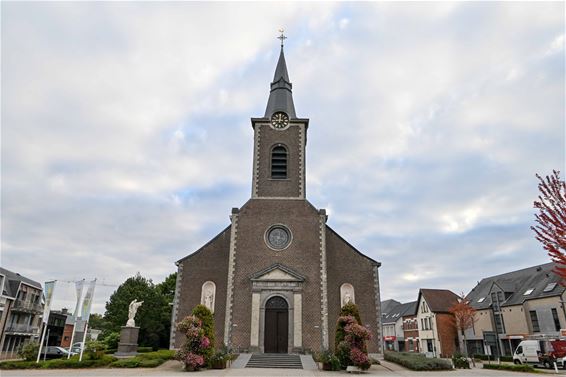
[79,322,88,362]
[36,321,48,363]
[67,322,77,359]
[37,280,56,363]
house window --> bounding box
[552,308,561,331]
[271,145,287,179]
[530,311,540,332]
[409,339,414,351]
[427,339,434,352]
[494,313,505,334]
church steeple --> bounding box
[264,40,296,118]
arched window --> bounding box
[271,145,287,179]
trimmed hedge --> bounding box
[483,363,537,373]
[137,347,153,353]
[0,350,175,370]
[384,351,452,371]
[0,355,116,370]
[473,354,513,362]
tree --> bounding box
[104,273,171,349]
[532,170,566,281]
[191,304,215,365]
[449,293,476,362]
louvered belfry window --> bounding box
[271,145,287,179]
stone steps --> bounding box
[245,353,303,369]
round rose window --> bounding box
[266,225,291,250]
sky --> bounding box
[2,2,564,315]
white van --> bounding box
[513,340,541,366]
[513,339,566,369]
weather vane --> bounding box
[277,28,287,48]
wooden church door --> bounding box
[264,296,288,353]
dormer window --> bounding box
[271,145,287,179]
[544,283,557,292]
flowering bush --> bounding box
[334,312,372,370]
[350,347,371,370]
[175,315,212,371]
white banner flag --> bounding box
[80,279,96,322]
[73,279,85,319]
[42,281,56,323]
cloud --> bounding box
[2,2,563,312]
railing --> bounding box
[12,299,43,313]
[5,323,39,334]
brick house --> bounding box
[381,301,417,352]
[416,289,459,358]
[401,301,419,353]
[170,43,383,354]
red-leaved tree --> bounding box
[531,170,566,281]
[449,293,476,360]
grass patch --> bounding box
[483,363,540,373]
[384,351,452,371]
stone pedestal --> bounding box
[115,326,140,357]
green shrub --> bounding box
[336,341,351,369]
[104,348,117,354]
[103,331,120,350]
[384,351,452,371]
[111,358,140,368]
[483,363,535,373]
[138,350,176,360]
[452,352,470,369]
[85,340,106,360]
[473,354,513,362]
[17,342,40,361]
[0,355,116,370]
[137,347,153,353]
[0,360,39,370]
[138,358,164,367]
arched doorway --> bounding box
[264,296,288,353]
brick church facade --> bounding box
[170,43,383,354]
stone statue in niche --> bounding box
[340,283,355,307]
[201,281,216,313]
[126,299,143,327]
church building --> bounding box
[171,40,383,355]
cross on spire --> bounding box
[277,29,287,48]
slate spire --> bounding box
[264,45,297,118]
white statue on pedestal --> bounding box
[126,299,143,327]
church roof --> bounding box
[264,47,297,119]
[176,225,231,264]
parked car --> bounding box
[513,339,566,369]
[71,342,83,353]
[41,346,77,359]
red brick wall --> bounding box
[174,227,231,348]
[229,199,323,352]
[255,123,304,198]
[326,229,380,353]
[60,324,74,347]
[436,313,457,357]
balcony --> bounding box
[5,323,40,335]
[12,299,43,313]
